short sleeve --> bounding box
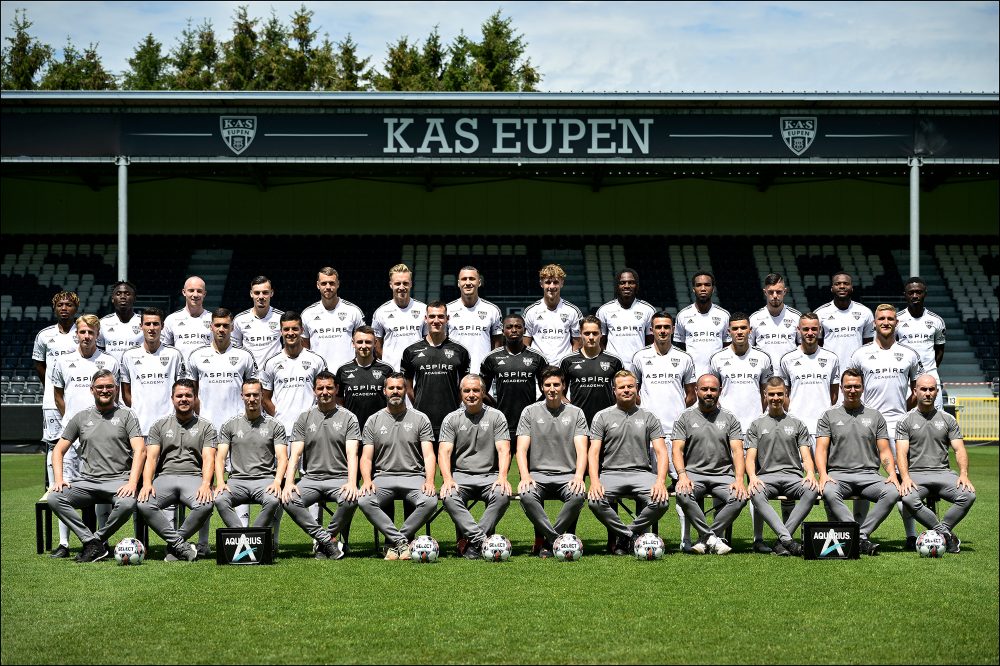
[874,412,889,440]
[589,411,607,442]
[271,421,287,448]
[947,416,962,440]
[862,310,875,338]
[200,422,218,449]
[491,411,509,441]
[516,405,533,438]
[362,414,377,445]
[816,411,832,438]
[32,330,47,362]
[291,411,309,442]
[727,415,743,441]
[671,413,688,441]
[573,408,588,437]
[418,413,434,441]
[124,410,141,438]
[345,412,361,440]
[438,412,457,444]
[645,413,660,442]
[147,418,165,446]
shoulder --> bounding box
[813,301,835,314]
[712,304,731,317]
[896,342,922,359]
[235,308,254,319]
[301,301,323,315]
[373,300,395,315]
[522,299,545,315]
[636,299,656,313]
[749,306,769,320]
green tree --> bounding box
[255,10,288,90]
[218,5,259,90]
[122,33,168,90]
[40,40,116,90]
[335,34,371,91]
[417,27,446,91]
[373,37,421,91]
[0,9,52,90]
[441,32,475,92]
[472,10,540,91]
[286,4,317,90]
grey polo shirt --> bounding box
[439,406,509,476]
[362,408,435,476]
[516,401,589,475]
[148,414,216,477]
[291,406,361,480]
[745,413,811,476]
[816,405,889,474]
[895,408,962,473]
[590,405,661,473]
[62,405,141,481]
[219,413,286,480]
[672,406,743,477]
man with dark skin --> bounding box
[98,281,142,362]
[896,278,946,409]
[673,272,731,378]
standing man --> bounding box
[438,375,512,560]
[357,373,438,561]
[47,370,144,562]
[671,374,748,555]
[98,281,142,361]
[749,273,801,372]
[777,312,841,446]
[214,379,287,535]
[673,272,731,378]
[52,315,121,432]
[480,314,547,447]
[814,272,874,373]
[261,311,326,442]
[709,313,773,553]
[400,302,471,444]
[162,276,212,370]
[135,379,216,561]
[560,315,624,427]
[281,371,360,560]
[372,264,426,372]
[897,375,976,553]
[515,367,589,558]
[301,267,366,374]
[33,291,80,550]
[121,308,186,441]
[745,377,819,556]
[335,326,393,435]
[816,368,900,556]
[587,370,671,555]
[596,268,655,373]
[896,277,947,409]
[446,266,503,375]
[232,275,284,368]
[523,264,582,365]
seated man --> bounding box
[136,379,216,561]
[47,369,145,563]
[816,368,901,556]
[587,370,671,555]
[897,374,976,554]
[439,374,512,560]
[672,374,748,555]
[357,373,438,561]
[745,376,820,556]
[214,379,288,538]
[281,371,360,560]
[516,366,589,558]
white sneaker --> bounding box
[689,540,707,555]
[706,535,732,555]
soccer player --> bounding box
[560,315,624,426]
[587,370,671,555]
[673,272,731,378]
[814,272,874,372]
[438,374,512,560]
[135,379,216,562]
[480,314,547,446]
[47,370,144,562]
[745,377,820,556]
[897,375,976,553]
[709,313,772,552]
[515,366,589,558]
[596,268,655,372]
[671,374,747,555]
[232,275,284,368]
[815,368,901,556]
[33,291,80,557]
[281,371,360,560]
[162,276,212,370]
[97,281,142,361]
[52,316,121,433]
[523,263,582,365]
[301,267,366,373]
[372,264,426,372]
[896,277,947,409]
[357,373,438,561]
[749,273,801,371]
[777,312,840,444]
[446,266,503,375]
[261,311,326,442]
[400,301,471,443]
[121,308,186,440]
[214,379,288,536]
[335,326,393,434]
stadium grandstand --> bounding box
[2,92,997,444]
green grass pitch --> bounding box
[2,449,998,665]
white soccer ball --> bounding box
[633,533,665,561]
[410,535,440,563]
[552,533,583,562]
[916,530,947,558]
[114,538,146,565]
[482,534,512,562]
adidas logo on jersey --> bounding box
[761,429,769,434]
[835,421,845,426]
[85,420,94,426]
[165,429,175,438]
[346,372,355,379]
[691,423,701,429]
[379,426,389,434]
[309,423,318,432]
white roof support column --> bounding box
[116,156,129,281]
[909,156,922,279]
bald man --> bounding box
[162,276,212,370]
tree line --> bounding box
[0,5,540,92]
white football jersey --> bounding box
[849,342,922,424]
[162,308,213,369]
[709,346,773,432]
[259,349,326,437]
[32,323,78,410]
[372,298,427,372]
[447,297,503,375]
[232,306,284,368]
[301,299,366,373]
[777,346,840,435]
[815,301,874,370]
[632,345,696,438]
[895,308,946,377]
[120,343,186,435]
[50,349,120,429]
[523,298,583,365]
[597,298,655,372]
[187,344,257,431]
[97,313,143,361]
[749,305,801,371]
[673,303,732,378]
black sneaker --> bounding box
[196,543,212,558]
[905,535,917,550]
[859,539,881,556]
[613,536,633,556]
[752,540,774,554]
[463,543,482,560]
[79,540,109,563]
[538,543,554,559]
[786,540,804,557]
[170,542,197,562]
[50,545,70,559]
[772,541,791,557]
[944,531,961,554]
[318,539,340,560]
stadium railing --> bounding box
[954,397,1000,442]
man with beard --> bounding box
[596,269,654,373]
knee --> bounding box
[115,496,137,512]
[442,494,464,511]
[587,498,608,512]
[750,492,770,509]
[519,489,542,508]
[821,484,839,502]
[882,486,900,503]
[565,494,586,509]
[488,493,511,511]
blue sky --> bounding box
[2,1,997,92]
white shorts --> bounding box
[42,408,62,442]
